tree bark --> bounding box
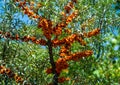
[47,39,58,85]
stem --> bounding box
[2,43,7,60]
[47,39,58,85]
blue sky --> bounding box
[0,0,31,24]
[0,1,4,14]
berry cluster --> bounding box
[0,31,47,45]
[46,50,93,74]
[0,66,23,83]
[14,0,41,19]
[84,28,100,37]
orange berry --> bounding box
[46,68,52,74]
[58,77,66,83]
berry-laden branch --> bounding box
[0,0,100,85]
[0,66,32,85]
[0,66,23,84]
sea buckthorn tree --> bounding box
[0,0,100,84]
[0,0,119,85]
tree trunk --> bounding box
[47,39,58,85]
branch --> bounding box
[0,30,47,46]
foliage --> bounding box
[0,0,120,85]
